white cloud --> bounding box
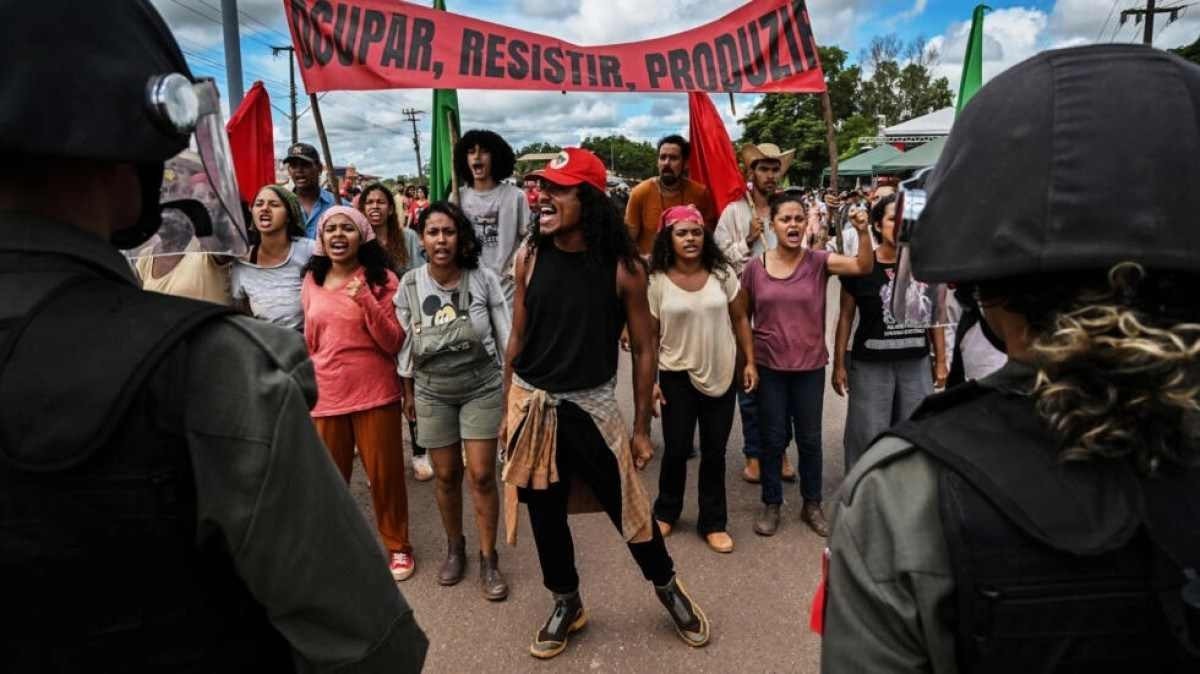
[900,0,929,21]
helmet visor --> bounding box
[890,169,954,328]
[126,78,247,259]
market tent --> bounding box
[824,144,903,178]
[873,136,947,174]
[883,107,954,138]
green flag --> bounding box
[429,0,460,201]
[957,5,990,115]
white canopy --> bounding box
[883,107,955,138]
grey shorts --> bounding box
[413,363,504,449]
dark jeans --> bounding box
[653,370,735,535]
[736,389,760,459]
[757,366,825,505]
[520,401,674,595]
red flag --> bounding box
[225,81,275,205]
[688,92,746,217]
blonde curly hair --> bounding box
[981,263,1200,474]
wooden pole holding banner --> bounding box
[447,108,461,203]
[820,90,839,191]
[308,92,339,199]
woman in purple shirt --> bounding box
[741,192,873,537]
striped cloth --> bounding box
[502,373,653,546]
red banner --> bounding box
[284,0,825,94]
[225,81,276,205]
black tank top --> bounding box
[513,243,624,392]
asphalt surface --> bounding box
[350,285,848,673]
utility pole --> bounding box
[271,45,298,144]
[220,0,244,109]
[402,108,425,180]
[1120,0,1184,46]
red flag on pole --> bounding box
[225,81,275,205]
[688,92,746,217]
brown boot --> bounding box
[479,550,509,601]
[438,536,466,586]
[742,457,760,483]
[800,501,829,537]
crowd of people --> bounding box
[6,2,1200,671]
[123,115,969,658]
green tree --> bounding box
[739,46,872,186]
[858,35,952,126]
[515,141,562,157]
[1172,34,1200,65]
[580,134,657,180]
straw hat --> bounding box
[739,142,796,175]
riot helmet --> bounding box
[890,44,1200,325]
[0,1,246,256]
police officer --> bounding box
[0,3,427,670]
[821,45,1200,671]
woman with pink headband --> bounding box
[647,204,758,554]
[301,206,416,581]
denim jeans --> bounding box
[736,389,760,458]
[756,366,825,505]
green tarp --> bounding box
[823,144,903,178]
[873,136,947,174]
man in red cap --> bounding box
[501,148,709,659]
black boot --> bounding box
[438,536,466,586]
[654,576,710,647]
[479,550,509,602]
[529,591,586,659]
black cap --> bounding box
[0,1,192,163]
[284,142,321,166]
[913,44,1200,283]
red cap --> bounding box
[527,147,607,193]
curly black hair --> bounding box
[454,129,516,184]
[526,183,643,274]
[414,200,481,270]
[303,239,394,290]
[649,222,732,280]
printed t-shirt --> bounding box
[625,178,717,256]
[456,183,530,301]
[839,259,928,361]
[394,265,511,379]
[230,237,314,331]
[741,249,831,372]
[648,268,741,397]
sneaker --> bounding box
[389,551,415,582]
[754,504,781,536]
[412,454,433,482]
[742,457,761,484]
[781,455,797,482]
[530,591,586,659]
[800,501,830,538]
[654,576,710,647]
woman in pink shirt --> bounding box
[741,193,873,539]
[302,206,414,581]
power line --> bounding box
[1097,0,1122,41]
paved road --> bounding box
[351,286,849,673]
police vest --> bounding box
[888,380,1200,673]
[0,274,292,671]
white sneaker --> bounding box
[412,454,433,482]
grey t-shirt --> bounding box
[231,237,314,331]
[394,265,511,378]
[455,183,530,304]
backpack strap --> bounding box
[0,278,235,472]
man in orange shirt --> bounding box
[625,135,717,256]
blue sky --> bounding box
[151,0,1198,177]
